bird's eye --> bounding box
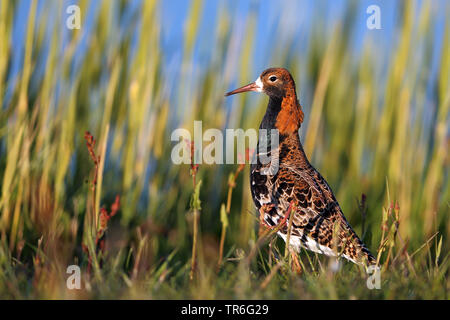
[269,75,277,82]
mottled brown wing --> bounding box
[265,163,375,265]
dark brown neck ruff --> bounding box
[275,84,304,135]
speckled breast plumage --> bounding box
[251,132,375,265]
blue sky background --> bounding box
[6,0,449,114]
[4,0,448,217]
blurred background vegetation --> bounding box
[0,0,448,299]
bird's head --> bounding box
[225,67,296,99]
[225,67,304,134]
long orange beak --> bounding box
[225,81,262,97]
